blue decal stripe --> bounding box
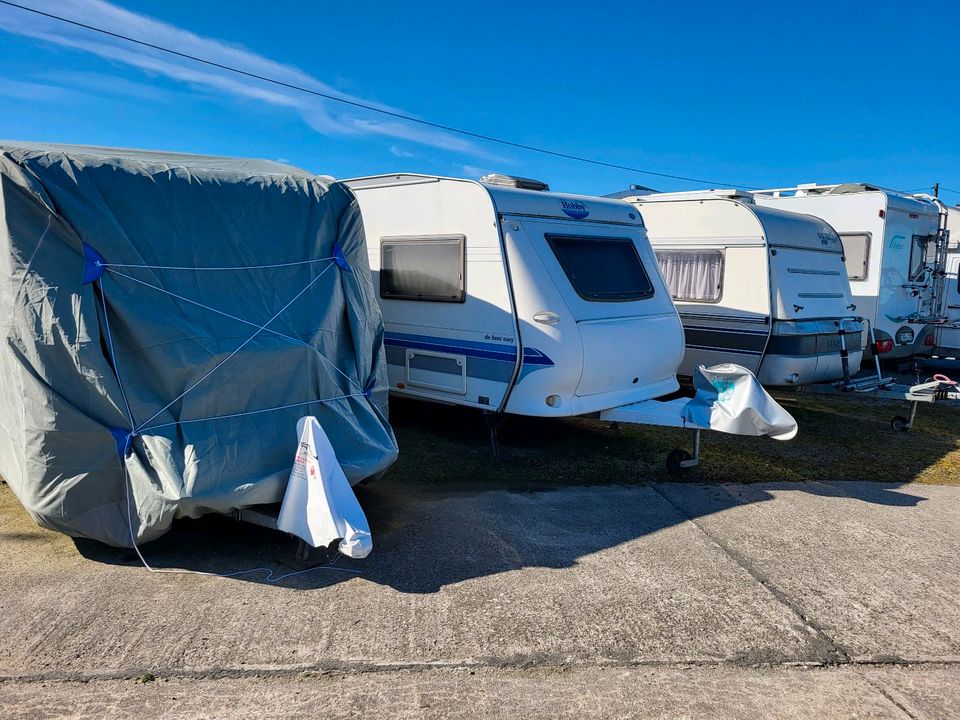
[682,325,768,336]
[386,331,512,353]
[685,343,764,356]
[384,331,554,366]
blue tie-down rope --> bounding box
[83,241,349,273]
[101,267,365,395]
[87,242,367,579]
[130,260,337,434]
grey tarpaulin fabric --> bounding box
[682,364,798,440]
[0,143,398,547]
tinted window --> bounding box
[840,233,870,281]
[381,235,465,302]
[656,250,723,302]
[909,234,931,282]
[546,234,654,302]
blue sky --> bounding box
[0,0,957,201]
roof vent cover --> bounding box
[480,174,550,192]
[829,183,875,195]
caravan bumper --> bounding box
[758,319,864,385]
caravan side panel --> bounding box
[636,199,773,377]
[753,191,939,359]
[935,250,960,357]
[354,178,520,410]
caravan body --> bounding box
[623,190,863,386]
[345,174,684,417]
[751,184,944,360]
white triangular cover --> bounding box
[277,416,373,558]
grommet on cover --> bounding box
[109,427,134,459]
[332,243,351,273]
[363,377,376,399]
[82,243,107,284]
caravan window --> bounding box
[380,235,465,302]
[545,234,654,302]
[840,233,870,281]
[655,250,724,303]
[909,234,931,282]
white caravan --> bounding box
[751,183,945,361]
[344,173,685,418]
[620,189,863,386]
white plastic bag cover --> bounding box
[682,364,798,440]
[277,416,373,558]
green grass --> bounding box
[382,392,960,491]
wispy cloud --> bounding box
[388,145,415,159]
[0,77,85,103]
[42,70,174,103]
[0,0,509,161]
[460,164,490,178]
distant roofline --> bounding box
[0,141,315,178]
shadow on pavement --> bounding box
[73,455,925,595]
[72,396,942,592]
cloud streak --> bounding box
[0,0,508,161]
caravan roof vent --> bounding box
[480,174,550,191]
[605,184,658,199]
[829,183,879,195]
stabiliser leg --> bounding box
[908,401,918,430]
[482,411,508,458]
[666,429,701,477]
[837,323,851,386]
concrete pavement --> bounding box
[0,479,957,718]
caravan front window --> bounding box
[839,233,870,281]
[545,234,654,302]
[655,250,723,302]
[380,235,465,302]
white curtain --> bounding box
[656,250,723,302]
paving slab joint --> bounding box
[646,481,852,665]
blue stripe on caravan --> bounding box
[384,331,554,366]
[685,344,764,356]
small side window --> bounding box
[839,233,870,281]
[909,234,932,282]
[655,250,724,303]
[380,235,465,302]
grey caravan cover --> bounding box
[0,144,398,547]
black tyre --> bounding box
[666,448,693,478]
[890,416,910,433]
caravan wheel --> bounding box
[890,416,911,433]
[666,449,693,478]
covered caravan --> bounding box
[0,144,398,547]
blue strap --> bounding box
[363,376,376,399]
[332,243,351,272]
[82,243,106,284]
